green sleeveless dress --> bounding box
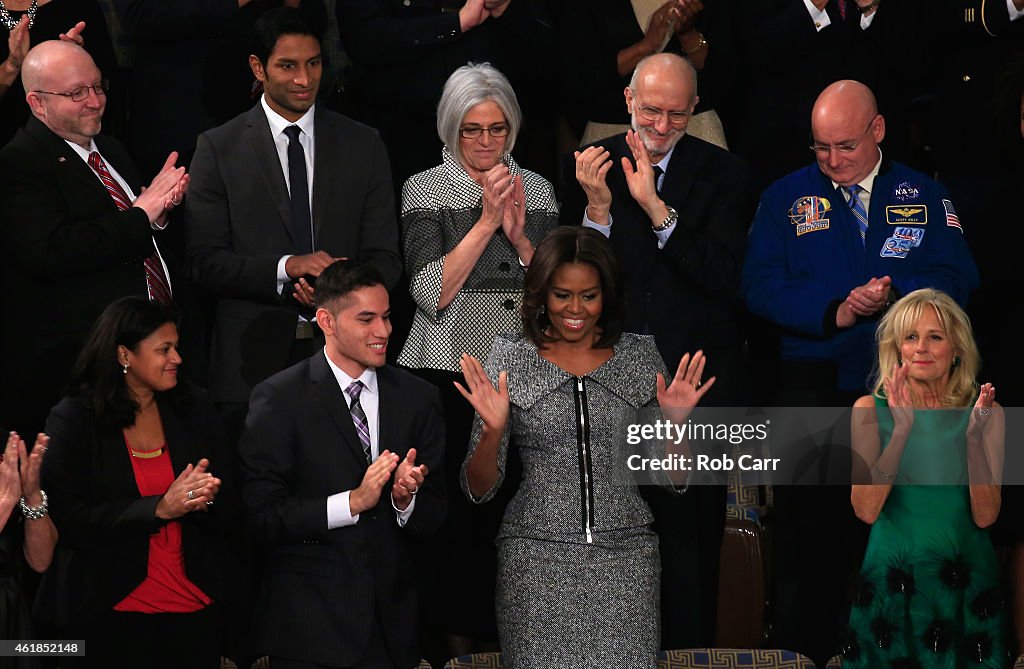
[843,396,1008,668]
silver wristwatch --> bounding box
[652,205,678,232]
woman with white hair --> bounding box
[398,62,558,658]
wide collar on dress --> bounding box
[488,333,660,411]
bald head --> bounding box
[23,41,105,148]
[810,80,885,187]
[22,40,95,92]
[812,80,878,129]
[629,53,697,106]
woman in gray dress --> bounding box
[398,62,559,658]
[457,227,713,668]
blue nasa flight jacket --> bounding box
[742,160,979,392]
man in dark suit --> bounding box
[184,8,402,441]
[0,40,188,439]
[240,260,445,669]
[563,53,751,647]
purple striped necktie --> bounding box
[345,381,372,464]
[87,151,173,306]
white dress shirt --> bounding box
[260,95,317,291]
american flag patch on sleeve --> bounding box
[942,198,962,232]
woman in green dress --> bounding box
[845,288,1007,668]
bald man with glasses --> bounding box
[741,79,979,665]
[562,51,752,649]
[0,40,188,440]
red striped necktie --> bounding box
[88,151,173,306]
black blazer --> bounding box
[184,103,403,404]
[36,388,242,624]
[0,117,181,437]
[561,132,752,404]
[239,353,445,667]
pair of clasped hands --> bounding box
[350,449,428,515]
[836,275,892,328]
[642,0,704,51]
[575,130,667,226]
[155,458,221,520]
[479,160,532,259]
[0,432,48,524]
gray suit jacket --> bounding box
[184,103,402,403]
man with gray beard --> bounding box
[561,52,752,647]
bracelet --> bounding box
[858,0,880,13]
[684,32,707,55]
[872,465,895,483]
[19,489,48,520]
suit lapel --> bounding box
[660,135,699,213]
[245,105,294,242]
[24,117,116,201]
[309,352,370,468]
[376,366,398,460]
[311,107,338,246]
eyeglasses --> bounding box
[809,115,878,155]
[631,96,691,126]
[459,124,509,139]
[33,80,109,102]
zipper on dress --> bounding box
[574,377,595,544]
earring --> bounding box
[951,356,961,370]
[122,363,129,375]
[897,356,903,366]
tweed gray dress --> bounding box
[462,333,673,669]
[397,148,559,371]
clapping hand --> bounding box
[0,433,22,521]
[967,382,997,440]
[391,448,428,511]
[351,450,399,515]
[574,146,613,224]
[481,162,515,232]
[622,129,661,213]
[156,458,221,519]
[883,362,915,434]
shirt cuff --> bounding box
[277,255,292,295]
[392,493,416,527]
[582,211,613,237]
[654,224,677,249]
[327,491,358,529]
[1008,0,1024,20]
[803,0,831,30]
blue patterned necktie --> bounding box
[843,184,868,246]
[345,381,371,464]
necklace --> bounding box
[0,0,38,31]
[129,446,165,459]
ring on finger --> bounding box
[205,500,214,506]
[979,408,991,416]
[186,489,195,501]
[409,485,419,495]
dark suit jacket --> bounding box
[239,353,445,666]
[36,387,242,624]
[184,103,402,404]
[561,132,751,405]
[0,117,179,437]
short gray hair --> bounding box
[436,62,522,157]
